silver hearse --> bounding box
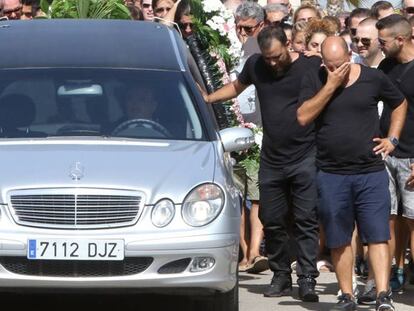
[0,19,253,310]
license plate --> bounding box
[27,239,124,261]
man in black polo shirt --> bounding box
[376,14,414,291]
[200,26,321,302]
[297,36,407,311]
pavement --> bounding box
[239,269,414,311]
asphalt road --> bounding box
[239,269,414,311]
[0,270,412,310]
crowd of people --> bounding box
[199,1,414,311]
[1,0,414,310]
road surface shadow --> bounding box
[0,293,195,311]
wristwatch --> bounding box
[388,136,399,147]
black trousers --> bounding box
[258,154,319,278]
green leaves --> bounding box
[190,0,240,71]
[77,0,90,18]
[42,0,131,19]
[40,0,51,16]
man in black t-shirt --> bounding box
[200,26,321,303]
[376,14,414,292]
[298,36,407,311]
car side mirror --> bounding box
[219,127,255,153]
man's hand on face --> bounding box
[325,62,351,89]
[406,163,414,188]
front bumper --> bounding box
[0,233,239,294]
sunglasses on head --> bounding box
[405,6,414,13]
[351,37,371,46]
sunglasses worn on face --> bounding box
[155,6,171,14]
[179,22,193,30]
[352,37,371,46]
[237,22,261,33]
[142,3,152,9]
[405,6,414,13]
[3,5,22,17]
[378,37,396,46]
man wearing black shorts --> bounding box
[200,26,321,302]
[297,36,407,311]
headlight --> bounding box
[182,183,224,227]
[151,199,175,227]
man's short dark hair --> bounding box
[22,0,42,16]
[257,25,287,50]
[371,1,393,19]
[376,13,412,39]
[349,8,371,22]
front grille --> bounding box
[0,257,153,277]
[8,190,144,229]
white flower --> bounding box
[211,15,225,27]
[254,131,263,149]
[202,0,224,13]
[206,20,220,31]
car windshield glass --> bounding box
[0,69,205,141]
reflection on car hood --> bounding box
[0,139,216,204]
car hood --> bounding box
[0,139,216,204]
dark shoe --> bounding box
[263,274,292,297]
[389,266,405,293]
[409,259,414,285]
[355,256,363,276]
[376,290,394,311]
[357,285,376,305]
[361,259,369,279]
[298,276,319,302]
[331,293,357,311]
[246,256,269,274]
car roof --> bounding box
[0,19,186,71]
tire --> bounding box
[214,279,239,311]
[191,274,239,311]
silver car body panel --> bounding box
[0,138,240,292]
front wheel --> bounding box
[190,279,239,311]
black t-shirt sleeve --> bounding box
[378,70,405,109]
[298,70,319,104]
[238,54,257,86]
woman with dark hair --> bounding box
[174,0,193,38]
[127,3,143,20]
